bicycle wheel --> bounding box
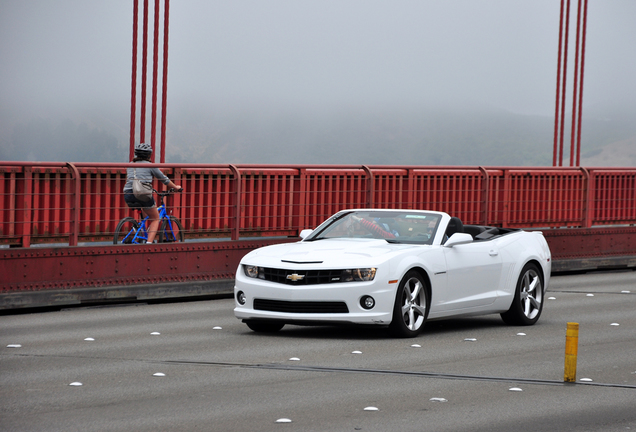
[158,216,184,243]
[113,217,142,244]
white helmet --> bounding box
[134,142,152,158]
[135,142,152,152]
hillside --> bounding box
[2,101,634,167]
[580,136,636,166]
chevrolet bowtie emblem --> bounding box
[286,273,305,282]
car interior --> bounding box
[445,216,519,242]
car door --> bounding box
[439,239,503,311]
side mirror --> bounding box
[444,233,473,247]
[299,229,314,240]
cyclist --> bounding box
[123,143,182,244]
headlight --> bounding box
[342,268,377,282]
[243,265,265,279]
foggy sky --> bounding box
[1,1,635,147]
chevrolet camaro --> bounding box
[233,209,551,337]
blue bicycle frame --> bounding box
[116,189,182,244]
[122,203,171,244]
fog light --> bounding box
[237,291,246,305]
[360,295,375,310]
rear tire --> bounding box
[501,263,544,326]
[245,321,285,333]
[389,270,429,338]
[113,217,141,244]
[158,216,184,242]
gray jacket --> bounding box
[123,161,171,192]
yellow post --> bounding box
[564,322,579,383]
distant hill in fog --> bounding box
[2,101,635,166]
[185,107,556,166]
[164,100,636,166]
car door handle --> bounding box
[489,250,498,256]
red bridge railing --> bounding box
[1,162,635,247]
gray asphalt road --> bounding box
[1,270,635,432]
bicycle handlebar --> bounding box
[152,188,184,196]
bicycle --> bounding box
[113,188,185,244]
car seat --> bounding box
[445,217,464,239]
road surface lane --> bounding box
[1,270,635,431]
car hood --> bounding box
[242,238,414,267]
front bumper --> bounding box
[233,274,396,325]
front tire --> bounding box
[158,216,184,242]
[389,271,429,338]
[501,263,544,326]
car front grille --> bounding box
[254,299,349,314]
[260,268,347,285]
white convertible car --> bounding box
[234,209,551,337]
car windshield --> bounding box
[305,210,441,245]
